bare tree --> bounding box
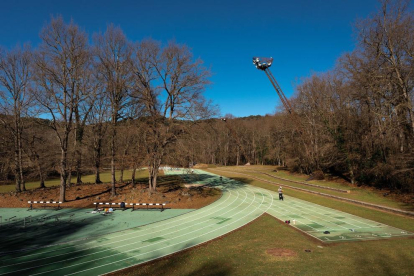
[0,122,14,183]
[94,25,133,196]
[33,16,91,202]
[71,63,97,185]
[132,40,213,193]
[356,0,414,150]
[23,120,57,188]
[0,45,32,192]
[87,91,110,184]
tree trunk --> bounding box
[75,151,82,185]
[149,169,158,193]
[95,168,101,184]
[59,147,68,202]
[17,123,25,191]
[131,164,137,186]
[75,122,85,185]
[14,148,21,192]
[35,155,46,189]
[38,165,45,189]
[13,114,22,192]
[111,119,117,196]
[148,153,162,194]
[95,138,102,183]
[148,167,154,193]
[71,127,78,186]
[349,165,355,185]
[94,125,103,184]
[120,168,124,183]
[67,163,72,187]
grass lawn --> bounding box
[0,169,148,194]
[115,214,414,276]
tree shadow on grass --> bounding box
[67,182,133,202]
[0,224,138,276]
[135,259,232,276]
[157,175,186,193]
[219,176,251,190]
[186,260,232,276]
[177,174,252,193]
[0,236,234,275]
[108,241,233,276]
[0,209,150,276]
[0,209,119,255]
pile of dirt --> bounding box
[0,181,221,209]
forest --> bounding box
[0,1,413,202]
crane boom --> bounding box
[253,57,295,115]
[253,56,314,168]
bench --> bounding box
[28,201,62,211]
[93,202,167,211]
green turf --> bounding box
[0,207,194,253]
[209,166,413,212]
[168,169,414,243]
[208,169,414,232]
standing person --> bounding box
[278,186,283,201]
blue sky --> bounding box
[0,0,384,117]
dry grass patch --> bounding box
[266,248,297,257]
[265,248,298,262]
